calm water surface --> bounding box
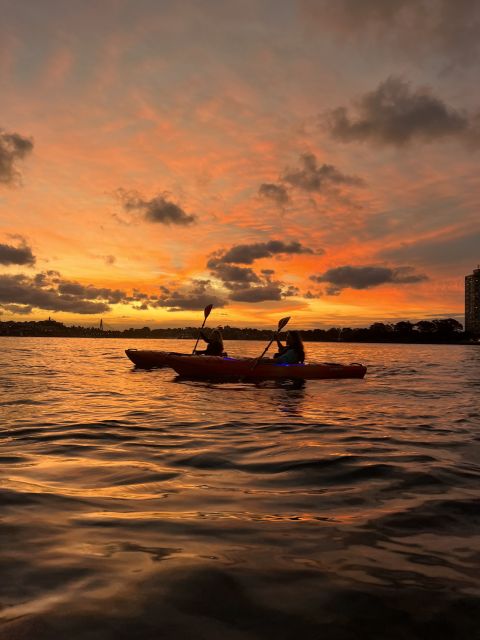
[1,338,480,639]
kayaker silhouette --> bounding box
[273,330,305,364]
[194,327,225,356]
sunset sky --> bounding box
[1,0,479,328]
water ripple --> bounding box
[1,338,480,638]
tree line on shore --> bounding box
[0,317,474,343]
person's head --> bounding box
[286,330,305,360]
[210,328,223,345]
[286,330,300,345]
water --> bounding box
[1,338,479,639]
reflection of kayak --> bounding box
[164,354,367,380]
[125,349,184,368]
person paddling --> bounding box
[274,330,305,364]
[194,327,224,356]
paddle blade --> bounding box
[277,316,291,332]
[204,304,213,319]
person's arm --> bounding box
[275,338,290,355]
[275,333,285,350]
[199,330,209,343]
[274,349,297,364]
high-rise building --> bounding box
[465,267,480,335]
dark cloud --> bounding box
[1,303,33,315]
[0,271,164,315]
[311,265,428,294]
[57,281,126,303]
[229,283,284,303]
[208,240,315,266]
[0,268,218,315]
[153,279,227,311]
[0,240,35,266]
[117,189,196,226]
[258,183,290,205]
[213,266,296,304]
[282,153,365,191]
[129,289,150,301]
[283,285,300,297]
[0,273,111,314]
[256,154,364,208]
[300,0,480,64]
[323,77,469,147]
[207,241,314,303]
[209,263,260,288]
[0,129,34,186]
[33,270,60,287]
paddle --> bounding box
[192,304,214,354]
[250,316,291,371]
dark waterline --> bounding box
[1,338,479,639]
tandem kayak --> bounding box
[125,349,184,368]
[163,354,367,380]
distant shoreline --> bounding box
[0,335,478,345]
[1,318,477,345]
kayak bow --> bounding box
[125,349,183,368]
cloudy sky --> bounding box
[1,0,479,328]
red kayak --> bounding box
[163,354,367,380]
[125,349,228,368]
[125,349,182,368]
